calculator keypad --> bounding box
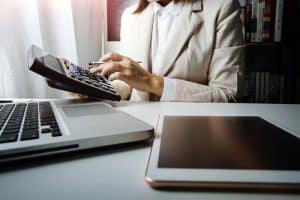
[68,63,117,95]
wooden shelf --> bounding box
[245,42,281,47]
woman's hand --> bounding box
[90,53,164,97]
[69,92,89,99]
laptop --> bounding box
[0,99,153,162]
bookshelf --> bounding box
[245,42,281,73]
[244,43,284,103]
[242,0,299,104]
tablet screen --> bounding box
[158,116,300,170]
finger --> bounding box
[101,62,123,76]
[58,58,69,67]
[69,92,79,98]
[89,65,103,73]
[59,58,68,63]
[100,52,123,62]
[69,92,88,99]
[78,94,89,99]
[108,72,122,81]
[108,72,129,84]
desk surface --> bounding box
[0,101,300,200]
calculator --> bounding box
[27,45,121,101]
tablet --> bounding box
[146,115,300,190]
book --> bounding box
[274,0,284,42]
[245,0,283,43]
[244,0,252,42]
[256,0,265,42]
[251,0,258,42]
[268,73,282,103]
[260,72,265,102]
[255,72,260,102]
[263,0,272,42]
[265,72,269,103]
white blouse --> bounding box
[151,2,183,101]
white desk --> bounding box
[0,101,300,200]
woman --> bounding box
[90,0,244,102]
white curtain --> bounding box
[0,0,104,98]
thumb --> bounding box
[108,72,129,82]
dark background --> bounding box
[282,0,300,103]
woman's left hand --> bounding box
[90,52,164,97]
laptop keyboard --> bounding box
[68,63,117,95]
[0,102,62,144]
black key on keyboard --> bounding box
[0,123,4,129]
[1,104,25,136]
[0,102,65,143]
[39,102,62,137]
[52,130,62,137]
[40,102,55,125]
[41,127,52,134]
[50,122,62,137]
[23,103,39,133]
[2,128,20,135]
[0,105,12,130]
[20,129,39,141]
[0,134,18,143]
[23,125,39,130]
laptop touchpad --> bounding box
[59,103,135,138]
[63,104,116,118]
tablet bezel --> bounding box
[145,114,300,189]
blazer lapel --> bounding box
[130,4,154,72]
[156,0,203,76]
[127,4,154,101]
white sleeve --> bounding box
[110,80,131,100]
[160,77,176,101]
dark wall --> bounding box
[296,0,300,103]
[281,0,299,103]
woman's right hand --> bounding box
[90,52,164,97]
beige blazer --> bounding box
[116,0,245,102]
